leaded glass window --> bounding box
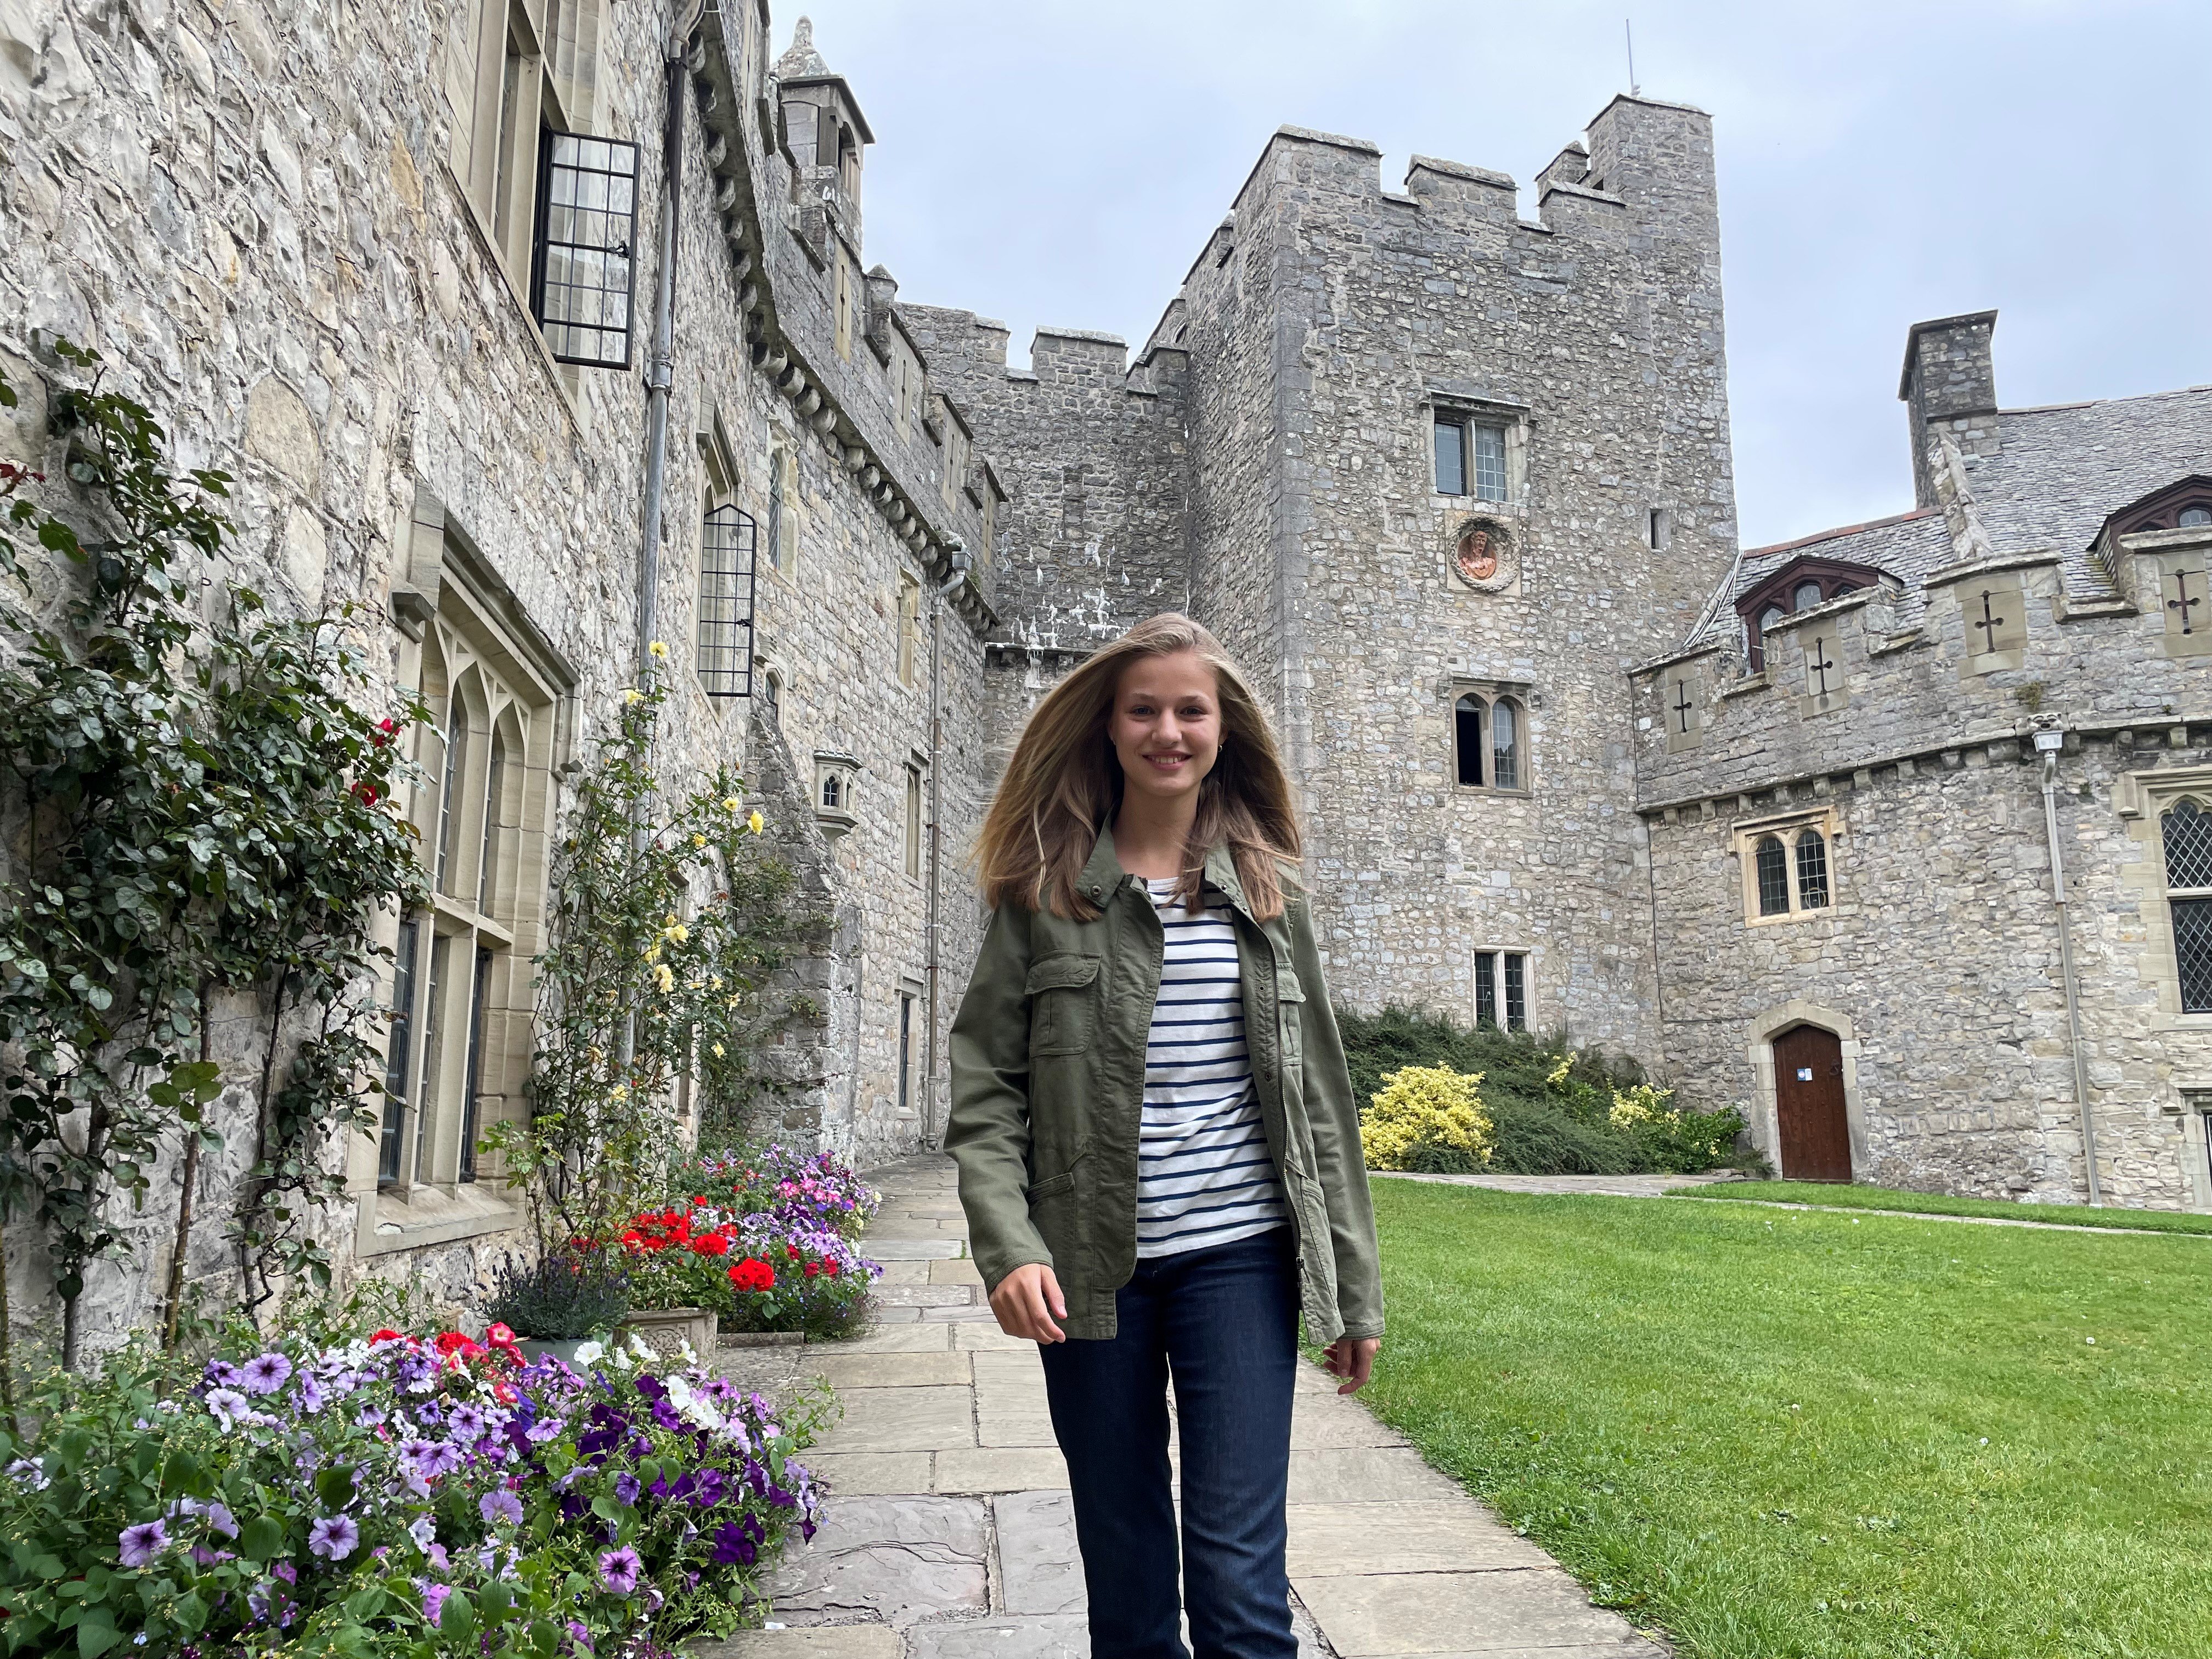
[1793,580,1824,612]
[379,917,421,1185]
[1795,829,1830,910]
[1492,698,1521,790]
[2181,507,2211,528]
[1454,695,1484,787]
[530,132,639,368]
[697,504,757,698]
[1503,952,1526,1031]
[1474,951,1497,1028]
[1471,424,1508,502]
[2164,800,2212,1012]
[1755,836,1791,916]
[1434,417,1465,496]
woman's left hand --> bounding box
[1322,1335,1380,1394]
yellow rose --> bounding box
[609,1084,628,1103]
[692,833,708,848]
[747,810,765,835]
[653,963,675,994]
[710,1042,725,1058]
[623,689,645,706]
[648,640,669,659]
[723,796,742,815]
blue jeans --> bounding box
[1038,1229,1298,1659]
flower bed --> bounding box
[610,1196,878,1341]
[0,1324,825,1656]
[680,1145,879,1240]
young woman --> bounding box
[946,612,1383,1659]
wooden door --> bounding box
[1773,1024,1852,1182]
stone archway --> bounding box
[1746,1000,1868,1180]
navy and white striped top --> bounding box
[1136,877,1287,1258]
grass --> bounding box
[1363,1181,2212,1659]
[1667,1180,2212,1239]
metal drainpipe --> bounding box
[922,541,971,1148]
[2036,726,2102,1205]
[619,7,698,1079]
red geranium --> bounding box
[784,1244,800,1261]
[822,1259,839,1278]
[803,1261,819,1278]
[690,1233,730,1257]
[728,1257,775,1293]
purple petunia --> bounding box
[399,1438,464,1483]
[708,1520,755,1566]
[526,1414,565,1443]
[421,1581,453,1625]
[117,1520,168,1568]
[408,1515,437,1552]
[204,1358,244,1389]
[613,1471,640,1506]
[596,1545,642,1595]
[479,1489,524,1527]
[241,1352,294,1396]
[295,1373,326,1414]
[691,1466,728,1507]
[205,1501,239,1539]
[445,1403,487,1442]
[307,1514,360,1560]
[205,1388,251,1429]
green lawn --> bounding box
[1667,1180,2212,1238]
[1363,1182,2212,1659]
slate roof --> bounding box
[1680,382,2212,653]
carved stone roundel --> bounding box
[1451,515,1512,588]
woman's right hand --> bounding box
[988,1262,1068,1344]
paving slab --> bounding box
[810,1385,975,1453]
[836,1322,956,1353]
[996,1490,1088,1615]
[864,1239,966,1261]
[687,1627,904,1659]
[873,1259,932,1283]
[1289,1395,1414,1449]
[1293,1569,1662,1656]
[805,1451,936,1496]
[974,1385,1057,1449]
[934,1446,1071,1493]
[953,1324,1036,1351]
[929,1257,986,1285]
[876,1283,978,1306]
[1286,1447,1467,1504]
[1286,1502,1552,1576]
[769,1494,990,1627]
[808,1350,972,1389]
[904,1617,1090,1659]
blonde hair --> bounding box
[975,613,1302,920]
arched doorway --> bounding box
[1773,1024,1852,1182]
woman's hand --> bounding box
[989,1262,1068,1344]
[1322,1335,1380,1393]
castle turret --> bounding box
[774,17,873,247]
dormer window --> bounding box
[2183,508,2211,529]
[1736,556,1887,673]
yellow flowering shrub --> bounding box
[1607,1082,1678,1129]
[1360,1064,1495,1173]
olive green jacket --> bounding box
[945,827,1384,1344]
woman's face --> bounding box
[1109,650,1222,809]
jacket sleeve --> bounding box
[1289,896,1386,1341]
[944,902,1054,1295]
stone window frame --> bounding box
[2114,766,2212,1028]
[940,402,972,510]
[764,443,799,583]
[903,758,925,883]
[1450,681,1531,796]
[1472,949,1530,1032]
[1732,806,1842,928]
[833,246,856,361]
[896,569,922,688]
[355,500,574,1257]
[1429,396,1529,509]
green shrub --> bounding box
[484,1250,631,1340]
[1336,1006,1748,1175]
[1359,1066,1495,1172]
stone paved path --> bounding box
[699,1156,1666,1659]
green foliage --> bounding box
[1358,1064,1496,1173]
[1365,1180,2212,1658]
[1335,1006,1749,1175]
[0,346,427,1362]
[485,673,814,1252]
[1671,1181,2212,1237]
[484,1250,631,1341]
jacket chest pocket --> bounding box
[1277,968,1306,1066]
[1027,953,1102,1057]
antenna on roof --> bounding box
[1624,19,1639,96]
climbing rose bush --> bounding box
[0,1326,823,1656]
[1359,1064,1498,1174]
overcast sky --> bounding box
[795,1,2211,549]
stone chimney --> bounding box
[1899,311,2000,509]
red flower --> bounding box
[484,1322,518,1348]
[727,1257,775,1293]
[690,1195,708,1207]
[433,1331,471,1355]
[643,1236,669,1252]
[351,781,380,806]
[371,716,400,749]
[690,1233,729,1257]
[803,1261,819,1278]
[620,1230,644,1249]
[369,1328,404,1344]
[785,1244,800,1261]
[823,1259,839,1277]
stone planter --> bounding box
[617,1306,716,1362]
[515,1335,604,1367]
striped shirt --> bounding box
[1136,877,1287,1258]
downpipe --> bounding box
[2035,726,2101,1205]
[923,541,970,1149]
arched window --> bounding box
[1795,828,1830,909]
[2163,799,2212,1012]
[2181,506,2211,529]
[1491,698,1521,790]
[766,447,794,578]
[434,689,471,896]
[1758,605,1786,633]
[1454,694,1485,788]
[1755,836,1791,916]
[1793,580,1824,612]
[477,727,507,916]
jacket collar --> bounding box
[1073,821,1255,922]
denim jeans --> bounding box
[1038,1228,1298,1659]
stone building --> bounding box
[1633,315,2212,1207]
[3,2,2206,1348]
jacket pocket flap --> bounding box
[1025,953,1102,995]
[1025,1170,1076,1200]
[1277,969,1306,1003]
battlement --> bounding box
[1031,327,1128,381]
